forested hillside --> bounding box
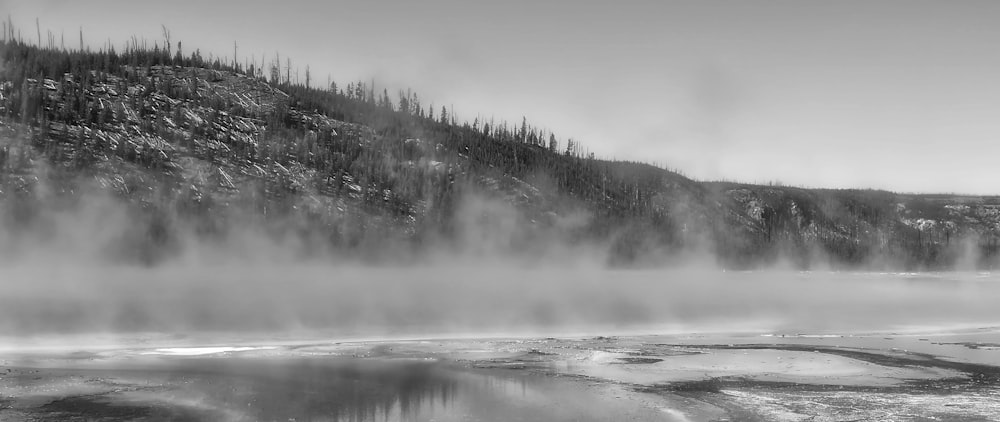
[1,37,997,269]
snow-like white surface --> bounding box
[140,346,276,356]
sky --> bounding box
[4,0,1000,194]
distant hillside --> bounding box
[1,39,997,269]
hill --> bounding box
[0,39,997,269]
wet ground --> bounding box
[2,327,1000,421]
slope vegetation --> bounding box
[0,40,996,268]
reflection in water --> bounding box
[107,357,627,422]
[188,358,459,421]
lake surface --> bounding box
[2,269,999,421]
[1,354,672,421]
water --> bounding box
[21,357,666,422]
[3,269,998,421]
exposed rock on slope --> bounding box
[0,41,997,268]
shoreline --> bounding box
[2,327,999,421]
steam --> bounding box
[1,132,998,342]
[1,175,998,340]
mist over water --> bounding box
[1,177,998,343]
[1,165,1000,422]
[2,262,998,340]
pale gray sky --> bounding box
[5,0,999,194]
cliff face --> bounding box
[1,41,997,269]
[706,184,1000,269]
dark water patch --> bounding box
[667,343,1000,377]
[641,376,969,397]
[40,395,151,420]
[11,356,668,422]
[615,357,664,364]
[643,378,727,393]
[38,393,212,421]
[934,342,1000,350]
[127,357,463,422]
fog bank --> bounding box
[2,261,998,339]
[1,164,998,341]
